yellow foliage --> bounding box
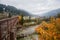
[18,16,22,21]
[35,18,60,40]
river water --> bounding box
[17,25,39,40]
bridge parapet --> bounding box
[0,16,19,40]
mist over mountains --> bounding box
[39,8,60,17]
[0,4,60,17]
[0,4,31,16]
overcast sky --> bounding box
[0,0,60,15]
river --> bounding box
[17,25,39,40]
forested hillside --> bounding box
[0,4,30,16]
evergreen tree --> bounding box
[57,13,60,18]
[8,13,11,17]
[21,14,24,25]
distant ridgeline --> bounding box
[0,4,30,16]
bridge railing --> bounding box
[0,16,19,40]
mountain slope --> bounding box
[43,8,60,17]
[39,8,60,17]
[0,4,31,16]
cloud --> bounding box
[0,0,60,15]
